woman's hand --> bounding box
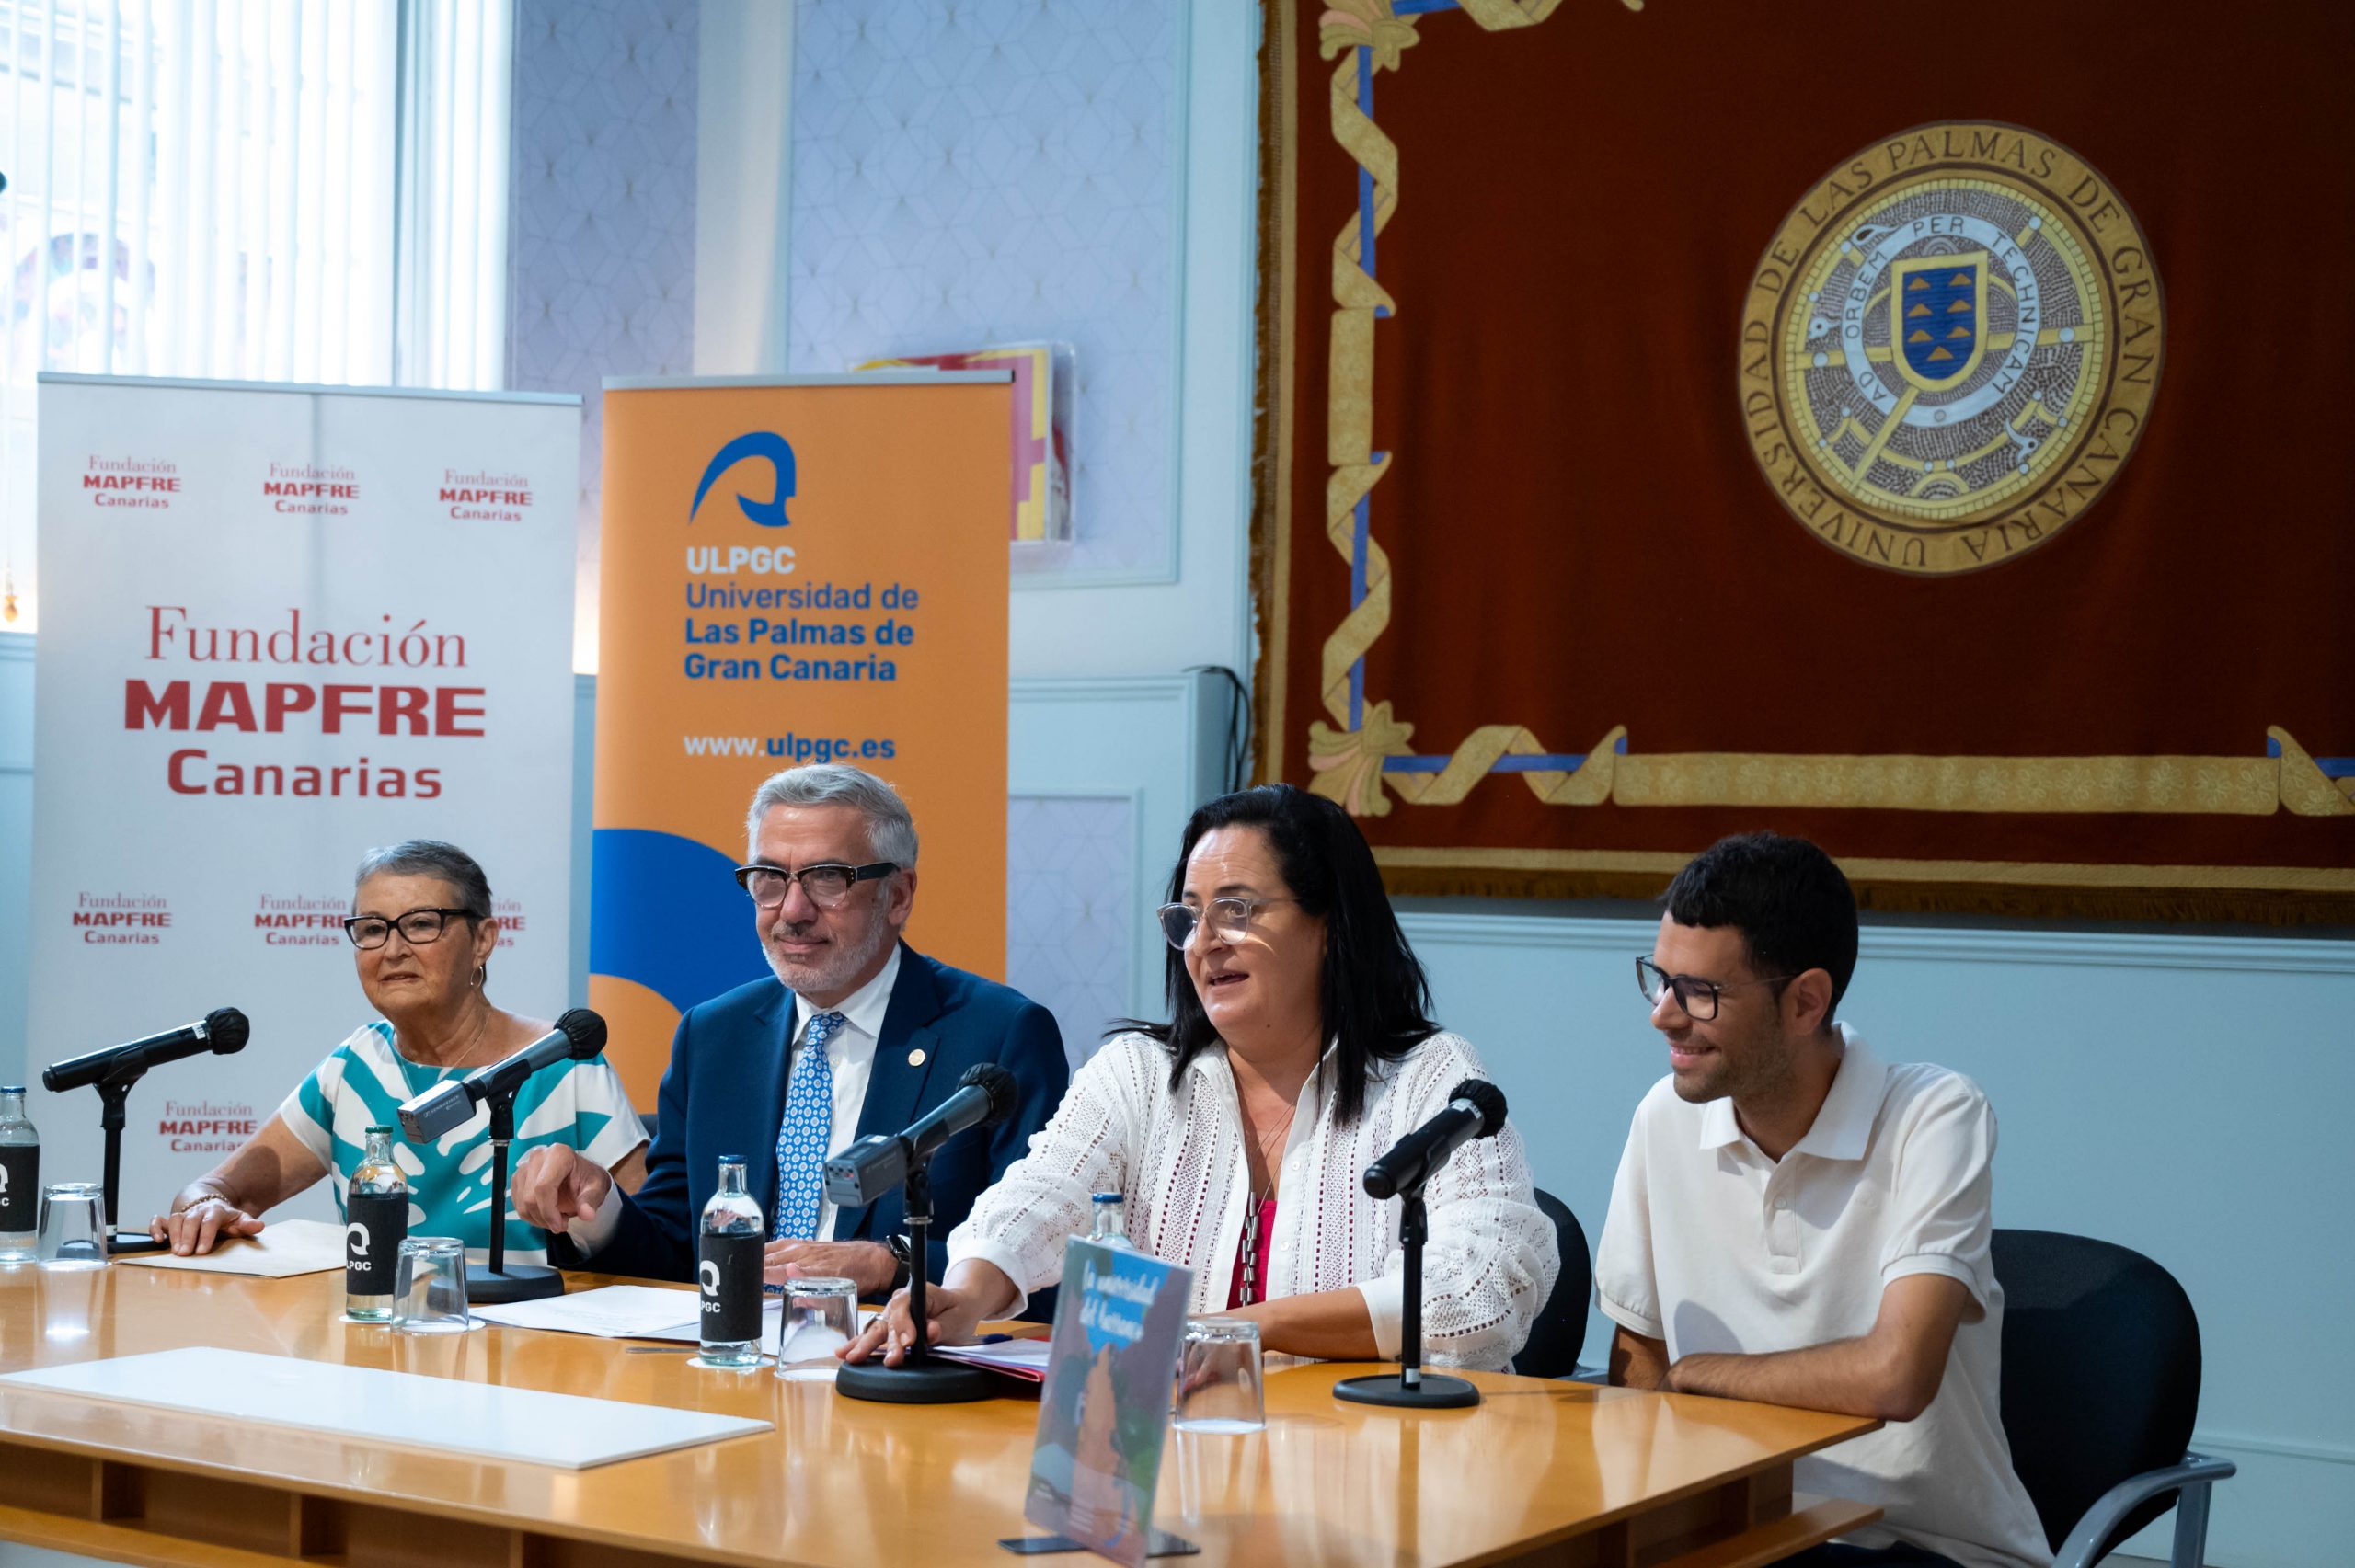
[149,1195,265,1256]
[839,1284,994,1366]
[839,1259,1021,1366]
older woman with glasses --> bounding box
[149,840,647,1256]
[844,784,1558,1371]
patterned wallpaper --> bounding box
[513,4,1148,1048]
[508,0,700,670]
[787,0,1181,578]
[1007,794,1137,1068]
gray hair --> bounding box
[353,840,493,918]
[744,764,919,869]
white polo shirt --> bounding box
[1594,1024,2051,1568]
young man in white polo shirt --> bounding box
[1595,832,2050,1568]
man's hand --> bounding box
[511,1144,612,1235]
[764,1239,896,1296]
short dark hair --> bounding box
[1122,784,1439,1125]
[1661,832,1858,1023]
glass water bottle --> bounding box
[697,1156,765,1367]
[1089,1191,1133,1248]
[344,1127,409,1320]
[0,1087,38,1262]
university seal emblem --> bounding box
[1740,123,2163,575]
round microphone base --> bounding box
[466,1263,567,1304]
[1332,1371,1481,1410]
[109,1230,168,1256]
[834,1356,999,1404]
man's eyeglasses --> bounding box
[345,907,479,949]
[1634,956,1796,1022]
[735,861,898,910]
[1156,896,1299,950]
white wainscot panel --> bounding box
[1008,674,1231,1063]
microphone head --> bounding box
[959,1062,1019,1127]
[398,1078,477,1142]
[1450,1078,1508,1138]
[556,1008,607,1060]
[205,1008,251,1054]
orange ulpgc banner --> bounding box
[591,373,1014,1104]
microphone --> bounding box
[44,1008,250,1093]
[1362,1078,1508,1201]
[824,1062,1019,1208]
[397,1008,607,1142]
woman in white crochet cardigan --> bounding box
[844,784,1559,1371]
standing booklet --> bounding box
[1019,1239,1193,1567]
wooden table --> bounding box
[0,1263,1878,1568]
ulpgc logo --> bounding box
[699,1257,722,1310]
[691,432,798,528]
[346,1219,372,1259]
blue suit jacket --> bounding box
[561,944,1066,1287]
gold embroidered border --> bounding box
[1279,1,2355,830]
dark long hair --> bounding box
[1120,784,1439,1126]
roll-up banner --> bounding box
[27,374,580,1221]
[591,373,1013,1103]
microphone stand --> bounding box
[834,1158,994,1404]
[95,1070,167,1254]
[1334,1188,1479,1409]
[465,1086,564,1303]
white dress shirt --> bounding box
[570,945,902,1253]
[948,1028,1558,1370]
[1594,1024,2050,1568]
[790,943,896,1242]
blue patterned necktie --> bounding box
[772,1010,844,1242]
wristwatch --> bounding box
[886,1232,915,1291]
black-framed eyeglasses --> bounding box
[1156,896,1299,950]
[1634,956,1797,1022]
[734,861,897,910]
[345,906,479,950]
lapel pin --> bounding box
[907,1047,927,1067]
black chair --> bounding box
[1511,1187,1591,1378]
[1993,1229,2234,1568]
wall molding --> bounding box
[2190,1427,2355,1467]
[1398,911,2355,978]
[0,631,31,664]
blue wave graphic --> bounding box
[689,431,798,528]
[590,829,769,1013]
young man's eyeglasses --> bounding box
[734,861,897,910]
[1634,956,1796,1022]
[1155,896,1298,950]
[344,907,479,949]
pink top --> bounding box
[1226,1197,1278,1310]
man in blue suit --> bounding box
[514,765,1067,1295]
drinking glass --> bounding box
[775,1276,859,1381]
[392,1236,470,1333]
[1173,1316,1264,1433]
[37,1182,109,1269]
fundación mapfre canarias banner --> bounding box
[591,372,1013,1104]
[28,374,580,1222]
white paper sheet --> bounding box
[0,1346,770,1469]
[468,1283,786,1344]
[114,1218,350,1277]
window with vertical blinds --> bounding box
[0,0,511,632]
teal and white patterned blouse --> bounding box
[280,1021,648,1264]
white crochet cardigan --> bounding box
[947,1029,1559,1370]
